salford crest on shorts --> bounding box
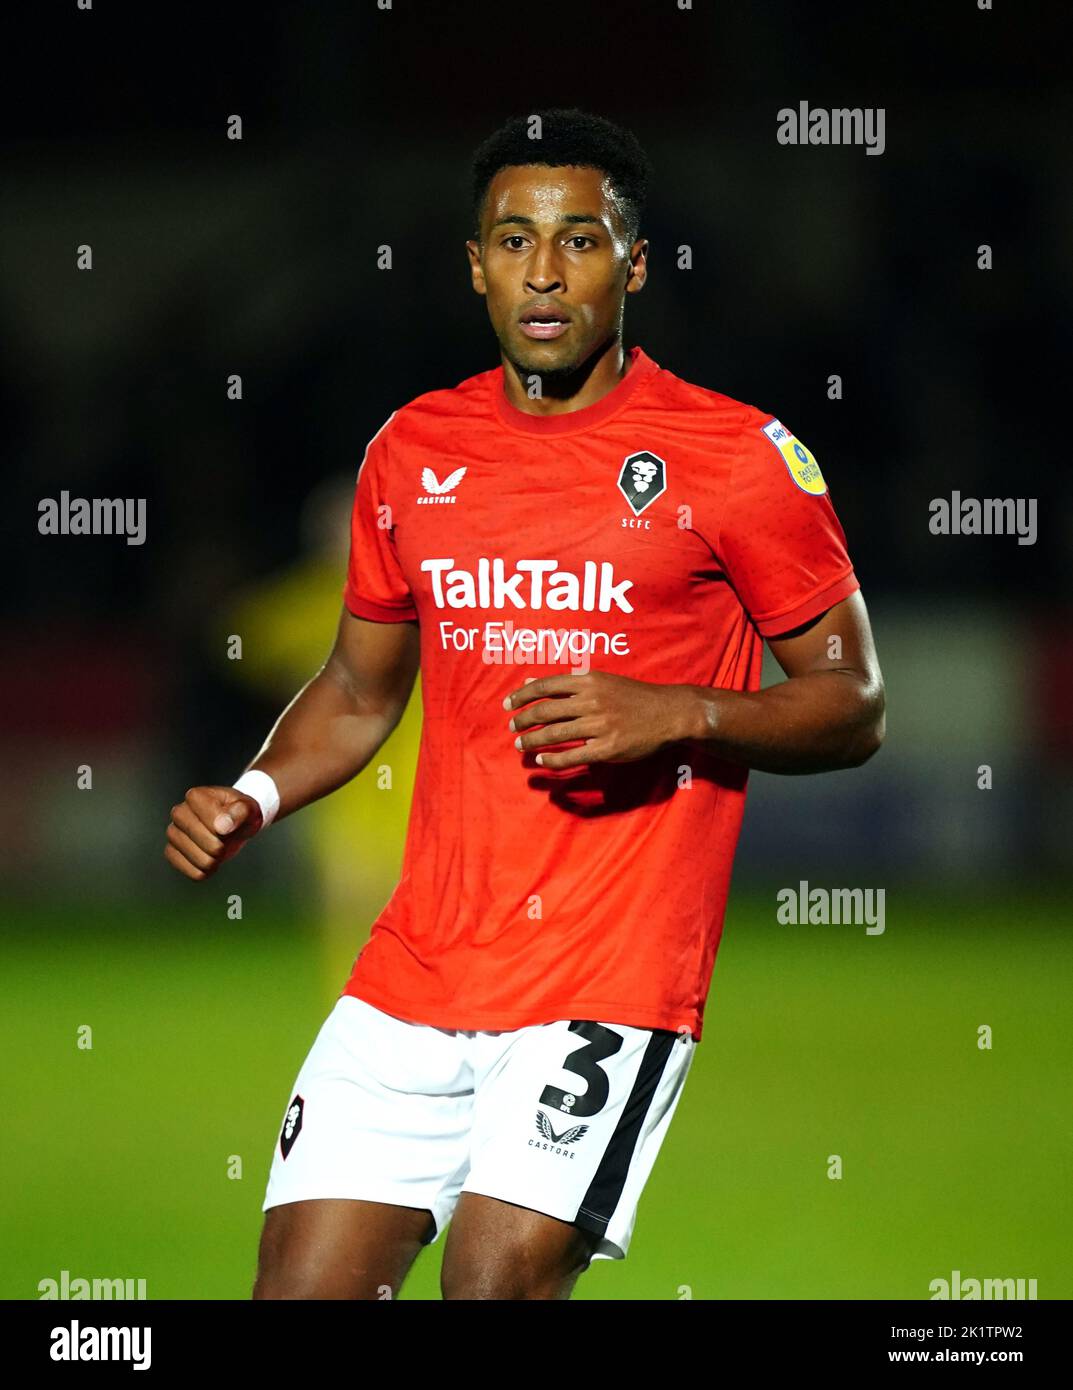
[280,1094,304,1159]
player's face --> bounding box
[467,164,646,377]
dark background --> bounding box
[4,1,1069,820]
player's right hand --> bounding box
[164,786,263,881]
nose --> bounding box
[525,240,563,294]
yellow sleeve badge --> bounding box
[761,418,827,496]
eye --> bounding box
[566,235,596,249]
[503,234,529,249]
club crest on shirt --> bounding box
[617,450,667,515]
[761,419,827,496]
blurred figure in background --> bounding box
[220,473,423,999]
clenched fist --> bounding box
[164,786,263,881]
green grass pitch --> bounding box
[5,888,1069,1300]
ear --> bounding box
[625,237,649,295]
[465,239,487,296]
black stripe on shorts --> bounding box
[573,1027,678,1234]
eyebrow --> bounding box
[488,213,606,232]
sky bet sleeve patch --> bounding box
[761,418,828,496]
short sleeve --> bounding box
[342,414,419,622]
[717,414,860,638]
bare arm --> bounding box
[680,589,886,773]
[164,607,420,880]
[244,606,420,819]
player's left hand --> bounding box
[504,672,696,769]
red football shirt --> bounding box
[340,345,859,1040]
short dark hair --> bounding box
[469,108,651,245]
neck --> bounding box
[500,337,627,416]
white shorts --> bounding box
[262,994,695,1261]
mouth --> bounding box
[518,305,571,340]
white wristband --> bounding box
[232,770,281,829]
